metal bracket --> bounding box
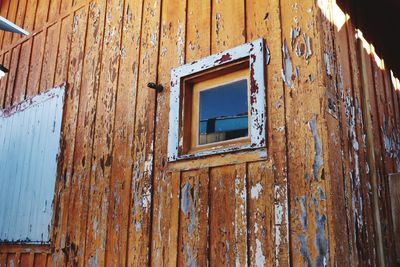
[147,82,163,92]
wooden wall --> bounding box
[0,0,399,266]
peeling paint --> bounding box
[299,196,307,231]
[282,40,293,88]
[250,182,263,199]
[180,182,190,215]
[303,33,312,59]
[290,27,301,48]
[323,52,331,76]
[255,239,266,266]
[314,210,328,267]
[297,234,312,267]
[308,114,323,180]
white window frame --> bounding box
[168,38,267,161]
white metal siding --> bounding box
[0,85,65,243]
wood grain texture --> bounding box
[105,1,143,265]
[126,0,161,265]
[84,0,125,265]
[0,0,399,266]
[151,0,187,265]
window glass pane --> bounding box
[199,79,248,145]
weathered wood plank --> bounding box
[48,0,62,22]
[247,161,274,266]
[330,2,362,264]
[4,46,20,107]
[54,16,73,86]
[211,0,245,53]
[150,0,187,265]
[84,0,124,265]
[34,0,50,30]
[0,253,6,267]
[345,18,377,265]
[22,0,38,33]
[1,0,18,49]
[209,164,248,265]
[40,22,61,92]
[126,0,161,265]
[64,2,105,266]
[0,0,11,50]
[245,0,290,264]
[318,2,351,265]
[20,253,34,267]
[369,45,397,265]
[26,32,45,97]
[280,0,331,266]
[106,0,143,265]
[51,7,87,266]
[33,253,46,267]
[357,31,387,266]
[177,169,209,267]
[5,253,16,267]
[12,0,28,43]
[0,51,11,108]
[50,14,73,266]
[12,39,32,104]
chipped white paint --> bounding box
[168,38,267,161]
[250,182,263,199]
[0,85,65,243]
[255,239,265,266]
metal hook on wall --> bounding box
[147,82,163,93]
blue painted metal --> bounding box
[0,85,65,244]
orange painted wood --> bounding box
[0,1,399,266]
[26,32,45,97]
[12,39,32,104]
[50,15,73,267]
[150,0,187,265]
[40,22,61,92]
[247,161,274,266]
[211,0,245,54]
[126,0,161,265]
[0,0,11,50]
[209,164,247,265]
[106,0,144,265]
[12,0,28,43]
[318,2,351,265]
[34,0,50,30]
[4,46,20,107]
[54,16,73,86]
[345,18,378,264]
[55,6,88,266]
[33,254,46,267]
[20,253,34,267]
[246,0,290,264]
[1,0,18,49]
[23,0,38,33]
[6,253,17,267]
[0,253,6,267]
[0,51,11,108]
[177,169,209,266]
[48,0,62,22]
[63,2,106,267]
[83,0,124,265]
[279,0,332,266]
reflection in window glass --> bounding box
[198,79,248,145]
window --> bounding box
[0,86,65,244]
[168,38,266,161]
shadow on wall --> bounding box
[317,1,400,266]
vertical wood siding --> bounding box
[0,0,399,266]
[0,86,65,244]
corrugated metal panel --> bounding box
[0,85,65,244]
